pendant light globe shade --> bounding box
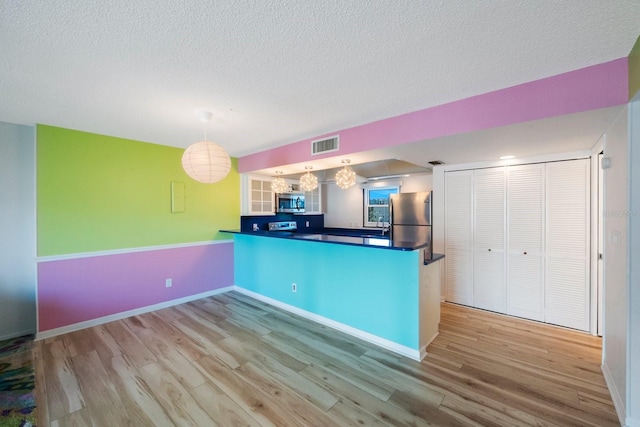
[272,174,289,194]
[182,140,231,184]
[299,170,318,192]
[336,164,356,189]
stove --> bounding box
[268,221,298,231]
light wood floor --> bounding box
[34,291,619,426]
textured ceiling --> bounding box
[1,1,639,157]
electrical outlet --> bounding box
[165,278,172,288]
[291,283,297,292]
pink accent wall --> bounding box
[37,243,234,331]
[239,58,629,173]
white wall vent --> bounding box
[311,135,339,155]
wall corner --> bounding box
[629,35,640,101]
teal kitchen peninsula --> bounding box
[224,229,444,361]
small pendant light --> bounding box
[335,159,356,189]
[299,166,318,192]
[272,171,289,194]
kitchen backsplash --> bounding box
[240,214,324,232]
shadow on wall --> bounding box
[0,279,36,340]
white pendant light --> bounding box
[182,111,231,184]
[299,166,318,192]
[272,171,289,194]
[335,159,356,189]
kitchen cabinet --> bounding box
[232,231,442,361]
[444,158,590,331]
[241,174,274,215]
[303,184,323,214]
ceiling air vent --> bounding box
[311,135,339,155]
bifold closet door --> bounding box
[507,163,545,322]
[445,170,473,306]
[545,159,590,331]
[473,168,506,313]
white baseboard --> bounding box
[602,359,626,426]
[419,331,439,360]
[35,286,234,340]
[0,328,36,341]
[234,286,422,361]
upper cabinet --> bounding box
[241,174,274,216]
[240,175,324,216]
[303,184,324,215]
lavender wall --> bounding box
[37,242,233,332]
[240,58,629,173]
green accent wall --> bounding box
[630,35,640,101]
[37,125,239,256]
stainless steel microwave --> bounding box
[276,193,305,213]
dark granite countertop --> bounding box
[424,253,445,265]
[221,229,434,252]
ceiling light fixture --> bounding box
[181,111,231,184]
[272,171,289,194]
[335,159,356,189]
[299,166,318,192]
[500,155,515,160]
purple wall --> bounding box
[239,58,629,173]
[37,242,233,331]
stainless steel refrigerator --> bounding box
[389,191,432,259]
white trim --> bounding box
[590,138,605,337]
[603,360,627,426]
[360,178,404,189]
[36,239,233,263]
[438,150,591,173]
[419,331,439,360]
[234,286,422,361]
[35,286,234,340]
[363,185,399,227]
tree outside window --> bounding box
[364,186,398,226]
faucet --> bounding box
[378,217,390,236]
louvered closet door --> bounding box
[445,170,474,306]
[545,159,590,331]
[507,164,545,321]
[473,168,506,313]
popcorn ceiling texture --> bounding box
[1,1,639,155]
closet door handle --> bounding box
[524,252,527,255]
[488,248,491,252]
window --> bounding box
[364,186,398,227]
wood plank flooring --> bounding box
[34,292,619,426]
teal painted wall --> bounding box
[37,125,240,256]
[234,234,420,349]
